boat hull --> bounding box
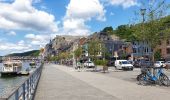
[1,72,18,77]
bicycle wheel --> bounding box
[138,73,148,85]
[159,74,170,86]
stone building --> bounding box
[155,40,170,60]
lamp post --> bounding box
[140,8,146,23]
[140,8,146,58]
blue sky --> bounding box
[0,0,169,56]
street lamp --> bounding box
[140,8,146,58]
[140,8,146,23]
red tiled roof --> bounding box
[79,37,87,45]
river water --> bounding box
[0,62,38,97]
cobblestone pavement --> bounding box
[35,64,118,100]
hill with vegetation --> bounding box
[7,50,40,57]
[102,15,170,42]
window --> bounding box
[132,42,136,45]
[158,40,161,45]
[167,48,170,54]
[167,40,170,45]
[133,48,137,53]
[158,49,162,54]
[144,47,147,53]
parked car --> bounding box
[134,60,153,68]
[107,61,115,67]
[114,60,133,70]
[128,60,134,65]
[84,61,95,68]
[154,61,165,67]
[165,61,170,69]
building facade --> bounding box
[132,41,152,60]
[156,40,170,60]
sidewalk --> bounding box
[55,64,170,100]
[35,64,118,100]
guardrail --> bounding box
[0,63,43,100]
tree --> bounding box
[115,25,135,41]
[154,50,161,61]
[133,0,170,61]
[74,47,83,59]
[58,52,69,60]
[102,26,114,34]
[88,39,102,61]
[88,39,107,61]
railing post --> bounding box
[15,90,19,100]
[22,83,25,100]
[1,63,43,100]
[27,80,29,99]
[29,78,31,98]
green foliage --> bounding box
[104,25,136,42]
[50,56,59,61]
[154,51,161,61]
[7,50,40,57]
[121,52,127,59]
[133,0,170,61]
[58,52,70,59]
[94,60,108,66]
[105,51,112,59]
[115,25,135,41]
[74,47,82,58]
[88,39,103,61]
[30,50,40,57]
[102,26,114,34]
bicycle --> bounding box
[138,66,170,86]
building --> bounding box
[86,32,126,59]
[131,41,152,60]
[156,40,170,60]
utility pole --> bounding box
[140,8,146,58]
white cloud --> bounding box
[0,41,31,51]
[0,39,40,55]
[6,31,16,36]
[0,0,58,32]
[62,0,106,36]
[0,0,14,2]
[65,0,106,21]
[18,40,24,46]
[102,0,138,8]
[25,33,51,46]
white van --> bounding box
[115,60,133,70]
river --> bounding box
[0,62,38,97]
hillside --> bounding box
[7,50,40,57]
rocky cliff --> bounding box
[44,35,83,57]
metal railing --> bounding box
[0,63,43,100]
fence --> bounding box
[0,63,43,100]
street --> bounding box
[35,64,170,100]
[102,67,170,90]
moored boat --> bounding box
[1,60,22,76]
[29,61,36,68]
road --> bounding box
[35,64,117,100]
[35,64,170,100]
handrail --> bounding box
[0,63,43,100]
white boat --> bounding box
[1,60,22,76]
[29,61,36,68]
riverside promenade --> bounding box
[35,64,170,100]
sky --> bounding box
[0,0,169,56]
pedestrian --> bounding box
[77,61,81,71]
